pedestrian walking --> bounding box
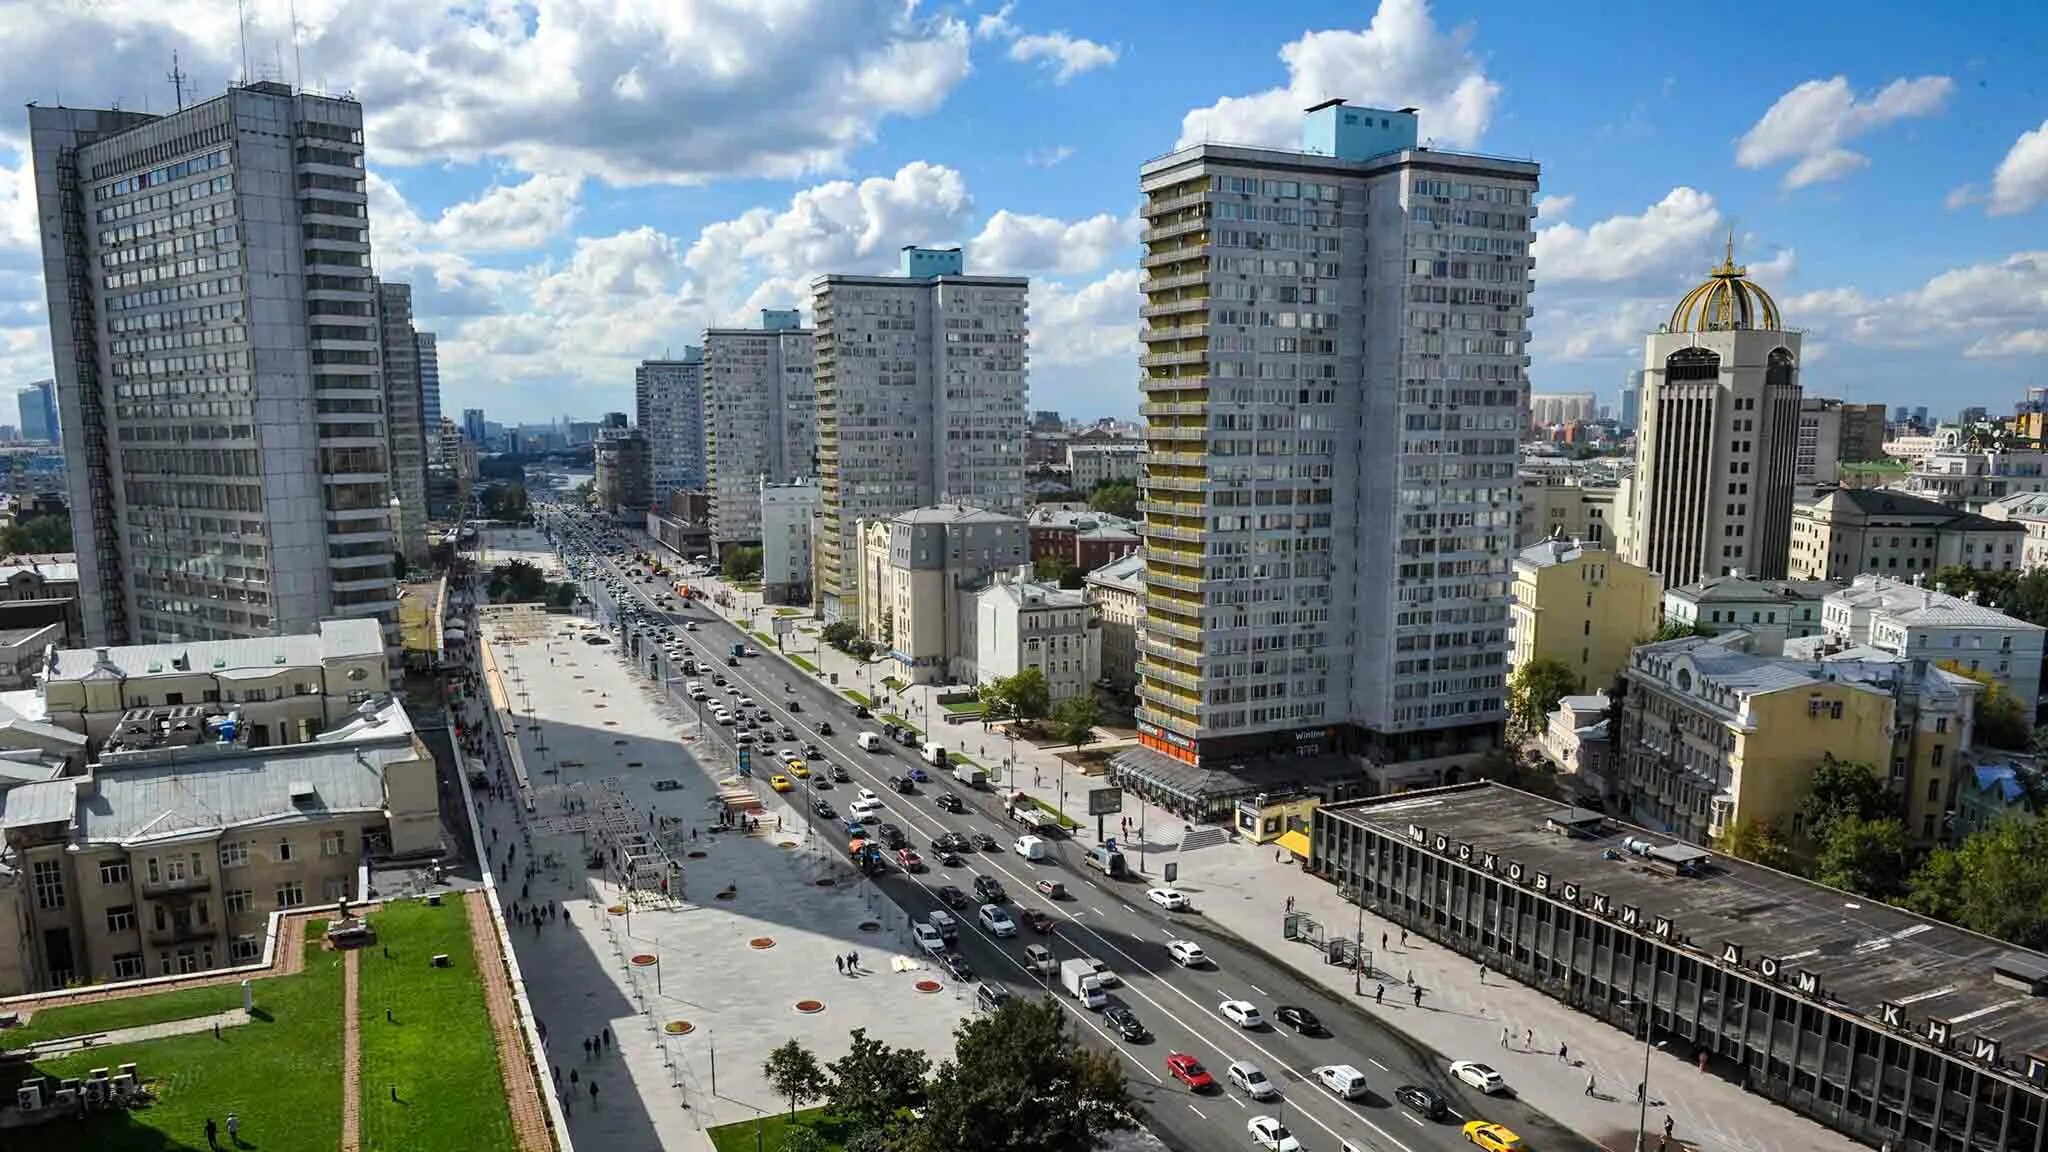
[1374,984,1385,1005]
[1412,985,1423,1007]
[836,955,845,975]
[1635,1080,1645,1103]
[849,950,860,971]
[602,1026,612,1050]
[589,1080,599,1108]
[1559,1042,1569,1063]
[1664,1115,1675,1139]
[1585,1073,1597,1096]
[226,1113,239,1144]
[1697,1049,1709,1073]
[205,1117,220,1151]
[1525,1029,1533,1048]
[583,1037,592,1060]
[1381,932,1388,951]
[1500,1027,1509,1048]
[1478,962,1486,985]
[570,1069,579,1088]
[1400,928,1408,946]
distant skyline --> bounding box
[2,1,2046,423]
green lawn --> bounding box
[941,700,982,715]
[880,713,913,731]
[842,690,871,706]
[708,1108,856,1152]
[774,608,804,617]
[788,654,819,674]
[881,676,906,693]
[8,922,344,1152]
[1022,795,1083,830]
[748,629,777,648]
[1,981,246,1050]
[357,900,516,1152]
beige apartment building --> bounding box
[1788,488,2023,582]
[854,506,1027,685]
[1083,552,1145,693]
[0,693,436,992]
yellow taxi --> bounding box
[769,775,793,793]
[1462,1120,1523,1151]
[788,761,810,778]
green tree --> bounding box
[978,679,1016,728]
[1812,815,1915,898]
[479,483,530,521]
[1995,569,2048,629]
[822,621,860,652]
[1462,746,1565,800]
[824,1027,929,1134]
[1032,555,1067,583]
[1907,817,2048,949]
[725,545,764,583]
[1937,661,2033,749]
[1798,758,1895,844]
[1716,817,1793,870]
[1002,668,1051,723]
[916,995,1133,1152]
[1087,480,1139,520]
[764,1038,829,1121]
[1050,695,1099,751]
[486,559,551,603]
[0,513,72,555]
[1507,657,1580,733]
[780,1127,831,1152]
[1649,618,1705,642]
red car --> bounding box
[897,848,925,873]
[1166,1052,1216,1092]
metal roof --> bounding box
[0,778,74,829]
[43,618,384,683]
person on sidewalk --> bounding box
[1500,1027,1510,1048]
[205,1117,220,1151]
[1374,984,1385,1005]
[1558,1042,1569,1063]
[226,1113,239,1145]
[1585,1073,1597,1097]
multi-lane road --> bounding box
[526,508,1591,1152]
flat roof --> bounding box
[1322,783,2048,1058]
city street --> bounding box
[539,506,1594,1152]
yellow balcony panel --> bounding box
[1141,323,1209,344]
[1140,296,1210,319]
[1141,663,1201,692]
[1143,270,1211,293]
[1141,246,1210,270]
[1141,217,1209,243]
[1145,188,1209,215]
[1139,401,1209,417]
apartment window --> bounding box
[1935,716,1949,734]
[220,842,249,869]
[225,888,253,914]
[99,860,131,886]
[31,859,65,910]
[275,881,305,909]
[1932,745,1946,768]
[321,831,345,858]
[112,952,145,980]
[230,935,261,963]
[1928,778,1942,803]
[323,877,350,902]
[277,838,295,863]
[106,905,136,934]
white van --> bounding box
[921,743,949,767]
[1313,1064,1369,1100]
[1014,835,1049,861]
[856,732,886,752]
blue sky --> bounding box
[2,0,2046,425]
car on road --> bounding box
[769,775,793,793]
[897,848,925,873]
[935,793,964,813]
[889,775,916,794]
[1165,1053,1215,1092]
[908,766,931,782]
[939,951,973,981]
[813,779,834,792]
[1227,1061,1279,1101]
[1035,879,1068,899]
[933,832,970,852]
[913,923,945,955]
[876,823,907,849]
[803,742,822,758]
[857,787,879,804]
[583,634,610,645]
[852,704,872,718]
[1462,1121,1524,1151]
[1166,939,1208,967]
[1019,908,1053,933]
[974,983,1009,1013]
[1147,887,1192,911]
[977,904,1016,937]
[1449,1060,1508,1095]
[933,849,962,867]
[813,800,838,819]
[1103,1005,1149,1042]
[778,726,796,741]
[830,764,851,783]
[972,875,1007,903]
[817,721,835,736]
[1023,944,1057,975]
[1274,1005,1324,1035]
[971,832,1000,852]
[849,797,884,820]
[936,885,969,909]
[1246,1116,1300,1152]
[1219,1000,1265,1029]
[1080,957,1119,988]
[1394,1084,1447,1119]
[787,762,810,779]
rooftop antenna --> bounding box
[168,51,190,111]
[237,0,250,86]
[290,0,304,91]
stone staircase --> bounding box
[1177,825,1232,852]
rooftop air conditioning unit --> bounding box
[16,1083,42,1111]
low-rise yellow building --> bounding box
[1509,534,1663,694]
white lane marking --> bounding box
[1403,1114,1425,1129]
[1187,1104,1208,1121]
[1226,1095,1247,1110]
[1248,983,1268,996]
[1445,1108,1464,1121]
[1369,1058,1389,1071]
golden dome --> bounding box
[1669,233,1782,333]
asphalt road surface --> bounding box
[529,509,1594,1152]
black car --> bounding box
[1274,1005,1324,1035]
[803,742,822,758]
[933,832,970,852]
[818,721,835,736]
[712,675,727,686]
[935,793,964,813]
[779,726,797,741]
[936,885,969,909]
[940,951,974,981]
[890,775,916,794]
[813,800,838,819]
[852,704,871,718]
[787,700,801,712]
[877,823,907,849]
[934,850,962,867]
[973,875,1007,903]
[1104,1006,1149,1042]
[830,765,852,783]
[1394,1084,1447,1120]
[972,832,1000,852]
[813,779,834,791]
[726,656,740,667]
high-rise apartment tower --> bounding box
[635,351,707,500]
[1135,100,1537,771]
[29,83,397,646]
[416,331,441,463]
[376,282,430,563]
[704,309,816,547]
[811,247,1028,622]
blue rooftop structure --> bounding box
[1300,99,1419,162]
[900,246,964,278]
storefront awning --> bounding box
[1277,830,1312,860]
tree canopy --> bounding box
[1507,657,1580,733]
[1906,817,2048,950]
[1812,814,1915,899]
[1050,696,1099,749]
[0,512,71,555]
[763,1039,828,1120]
[824,1027,929,1135]
[725,545,764,583]
[1087,480,1138,520]
[1798,758,1896,842]
[1715,817,1793,870]
[1937,661,2033,750]
[916,995,1132,1152]
[981,668,1050,726]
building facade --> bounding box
[704,309,816,547]
[1519,469,1622,548]
[1790,489,2025,582]
[1508,535,1663,696]
[1626,241,1802,585]
[1619,370,1641,433]
[416,332,441,464]
[1027,505,1142,572]
[376,282,431,564]
[1083,551,1144,694]
[1822,574,2047,713]
[759,479,819,607]
[1661,575,1840,651]
[593,429,651,516]
[853,506,1027,685]
[29,84,399,647]
[1981,492,2048,571]
[16,380,56,445]
[1313,784,2048,1152]
[813,248,1029,622]
[635,351,707,500]
[1067,441,1143,490]
[1530,392,1598,427]
[1135,100,1536,773]
[974,574,1102,704]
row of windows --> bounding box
[102,247,241,291]
[99,199,235,248]
[96,150,230,203]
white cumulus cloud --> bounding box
[1531,188,1723,286]
[433,173,584,252]
[1735,75,1953,190]
[1009,32,1118,84]
[1177,0,1499,150]
[970,210,1136,277]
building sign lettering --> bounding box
[1723,943,1744,967]
[1505,861,1525,883]
[1974,1037,2001,1065]
[1927,1019,1952,1049]
[1653,917,1676,942]
[1433,833,1450,854]
[1796,970,1821,997]
[2026,1056,2047,1085]
[1619,904,1640,929]
[1408,823,1426,845]
[1757,955,1782,980]
[1456,842,1473,863]
[1482,852,1499,873]
[1880,1002,1903,1029]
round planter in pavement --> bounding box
[794,1000,825,1014]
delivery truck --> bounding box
[1059,958,1108,1009]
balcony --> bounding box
[148,919,217,946]
[1146,189,1209,216]
[1142,323,1208,343]
[1143,425,1206,443]
[1141,350,1208,368]
[1141,218,1208,243]
[1140,296,1209,319]
[141,872,213,898]
[1144,566,1203,593]
[1144,270,1211,293]
[1141,246,1209,270]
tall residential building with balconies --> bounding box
[1133,100,1537,775]
[1623,239,1803,585]
[376,281,430,564]
[704,309,815,547]
[416,331,441,463]
[29,83,398,647]
[812,248,1029,622]
[635,351,706,500]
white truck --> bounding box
[952,763,988,788]
[921,743,950,768]
[1059,957,1107,1009]
[1006,793,1059,832]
